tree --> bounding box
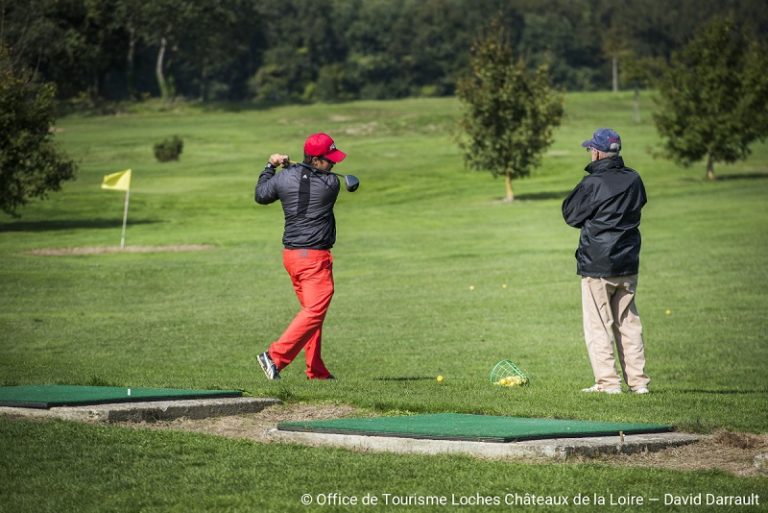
[653,18,768,180]
[0,46,76,216]
[135,0,201,102]
[2,0,127,101]
[456,18,563,202]
[599,0,633,93]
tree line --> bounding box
[3,0,767,105]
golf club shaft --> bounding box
[282,160,359,192]
[290,161,347,179]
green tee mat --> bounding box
[277,413,673,443]
[0,385,243,409]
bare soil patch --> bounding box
[578,431,768,477]
[341,121,378,136]
[28,244,215,256]
[125,403,361,443]
[125,404,768,476]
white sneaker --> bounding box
[257,352,280,380]
[581,384,622,394]
[631,387,650,394]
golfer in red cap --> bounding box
[254,133,347,380]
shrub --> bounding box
[153,136,183,162]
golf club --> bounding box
[282,160,360,192]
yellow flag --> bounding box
[101,169,132,191]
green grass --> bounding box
[1,92,767,512]
[2,416,766,513]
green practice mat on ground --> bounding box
[278,414,673,443]
[0,385,242,409]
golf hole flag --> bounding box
[101,169,132,248]
[102,169,132,191]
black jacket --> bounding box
[255,163,340,249]
[562,156,647,278]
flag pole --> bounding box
[120,188,130,249]
[101,169,132,248]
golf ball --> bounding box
[436,375,444,383]
[469,285,475,291]
[665,309,671,315]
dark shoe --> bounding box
[258,352,280,380]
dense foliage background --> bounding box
[3,0,767,105]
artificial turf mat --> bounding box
[0,385,242,409]
[278,414,673,443]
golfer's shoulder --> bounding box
[325,173,341,190]
[276,165,301,182]
[313,175,340,198]
[284,164,303,175]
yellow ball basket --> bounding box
[490,359,530,387]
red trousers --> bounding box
[268,249,334,379]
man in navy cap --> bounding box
[562,128,650,394]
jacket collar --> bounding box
[585,155,625,174]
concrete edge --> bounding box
[267,429,702,460]
[0,397,282,423]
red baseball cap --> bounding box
[304,133,347,163]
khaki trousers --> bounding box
[581,275,650,391]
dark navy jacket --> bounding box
[256,164,340,249]
[562,156,647,278]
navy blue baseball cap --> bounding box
[581,128,621,152]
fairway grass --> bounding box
[1,93,767,512]
[1,93,765,432]
[2,416,766,513]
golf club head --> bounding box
[344,174,360,192]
